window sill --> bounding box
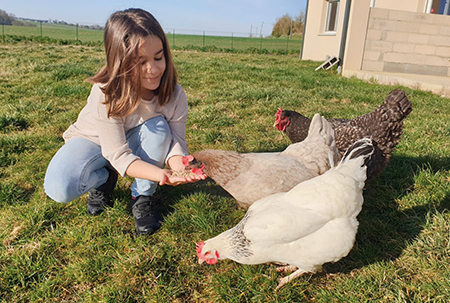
[318,32,337,36]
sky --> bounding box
[0,0,307,37]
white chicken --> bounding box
[187,113,338,209]
[196,138,374,290]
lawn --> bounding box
[0,41,449,302]
[1,23,104,42]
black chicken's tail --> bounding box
[382,88,413,120]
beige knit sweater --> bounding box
[63,83,189,177]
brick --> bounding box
[429,36,450,47]
[407,33,430,44]
[396,21,421,34]
[363,50,381,61]
[413,13,433,24]
[383,62,407,73]
[415,45,436,55]
[367,18,375,29]
[371,19,398,31]
[436,46,450,57]
[433,13,450,26]
[393,43,416,53]
[384,52,412,64]
[386,31,409,43]
[422,65,449,76]
[440,26,450,37]
[419,24,441,35]
[366,29,382,41]
[406,64,448,76]
[362,60,384,72]
[370,40,393,52]
[415,54,449,66]
[389,10,415,22]
[384,62,449,77]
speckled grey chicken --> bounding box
[274,88,412,180]
[188,114,338,209]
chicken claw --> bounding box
[275,265,297,274]
[275,268,308,291]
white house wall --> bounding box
[301,0,346,62]
[361,7,450,77]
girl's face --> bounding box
[137,35,166,100]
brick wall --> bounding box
[362,8,450,77]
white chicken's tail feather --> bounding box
[306,113,335,148]
[339,138,374,165]
[307,113,338,169]
[334,138,374,182]
[328,150,336,168]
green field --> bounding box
[1,41,450,302]
[1,23,104,42]
[0,23,302,53]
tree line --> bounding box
[0,9,103,30]
[271,12,305,37]
[2,8,304,36]
[0,9,15,25]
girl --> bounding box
[44,8,206,235]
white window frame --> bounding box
[325,0,340,33]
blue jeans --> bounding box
[44,116,172,203]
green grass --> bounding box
[1,23,104,42]
[1,41,450,302]
[166,33,300,53]
[0,23,302,54]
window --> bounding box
[325,0,340,32]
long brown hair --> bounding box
[88,8,178,118]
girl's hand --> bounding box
[159,169,207,186]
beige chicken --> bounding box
[186,113,338,209]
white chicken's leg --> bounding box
[276,265,297,274]
[275,268,308,291]
[275,265,322,291]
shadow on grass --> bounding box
[157,178,235,218]
[322,153,450,275]
[150,152,450,278]
[98,151,450,274]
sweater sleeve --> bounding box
[90,85,140,177]
[165,85,190,164]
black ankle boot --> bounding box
[130,195,163,235]
[87,167,118,216]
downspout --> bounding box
[300,0,309,60]
[425,0,432,13]
[337,0,352,74]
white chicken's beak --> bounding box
[198,258,205,265]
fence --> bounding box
[0,22,302,54]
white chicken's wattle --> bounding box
[196,138,374,290]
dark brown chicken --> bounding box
[274,89,412,180]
